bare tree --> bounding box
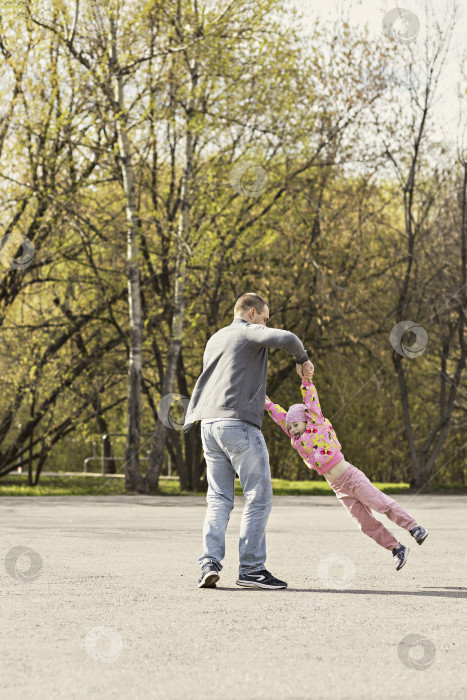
[382,7,467,487]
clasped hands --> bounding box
[297,359,314,382]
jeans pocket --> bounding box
[216,425,249,454]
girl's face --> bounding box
[287,421,307,439]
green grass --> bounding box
[0,474,129,497]
[0,473,418,497]
[1,473,466,497]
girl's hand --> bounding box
[302,361,314,382]
[265,395,271,407]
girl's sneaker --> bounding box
[409,525,429,545]
[392,544,409,571]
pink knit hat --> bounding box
[285,403,307,424]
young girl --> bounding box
[265,367,428,571]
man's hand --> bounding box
[297,360,314,382]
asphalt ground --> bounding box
[1,494,466,700]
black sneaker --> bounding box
[409,525,429,545]
[198,560,220,588]
[392,544,409,571]
[236,569,287,589]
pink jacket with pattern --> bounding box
[265,381,344,475]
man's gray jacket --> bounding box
[184,318,309,430]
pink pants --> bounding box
[329,463,417,551]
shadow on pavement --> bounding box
[209,587,467,598]
[423,586,467,590]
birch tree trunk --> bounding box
[109,17,144,491]
[145,56,196,492]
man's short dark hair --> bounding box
[234,293,268,316]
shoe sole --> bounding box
[416,531,429,545]
[396,546,409,571]
[198,573,220,588]
[235,580,287,589]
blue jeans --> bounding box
[199,420,273,575]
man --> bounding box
[184,293,313,590]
